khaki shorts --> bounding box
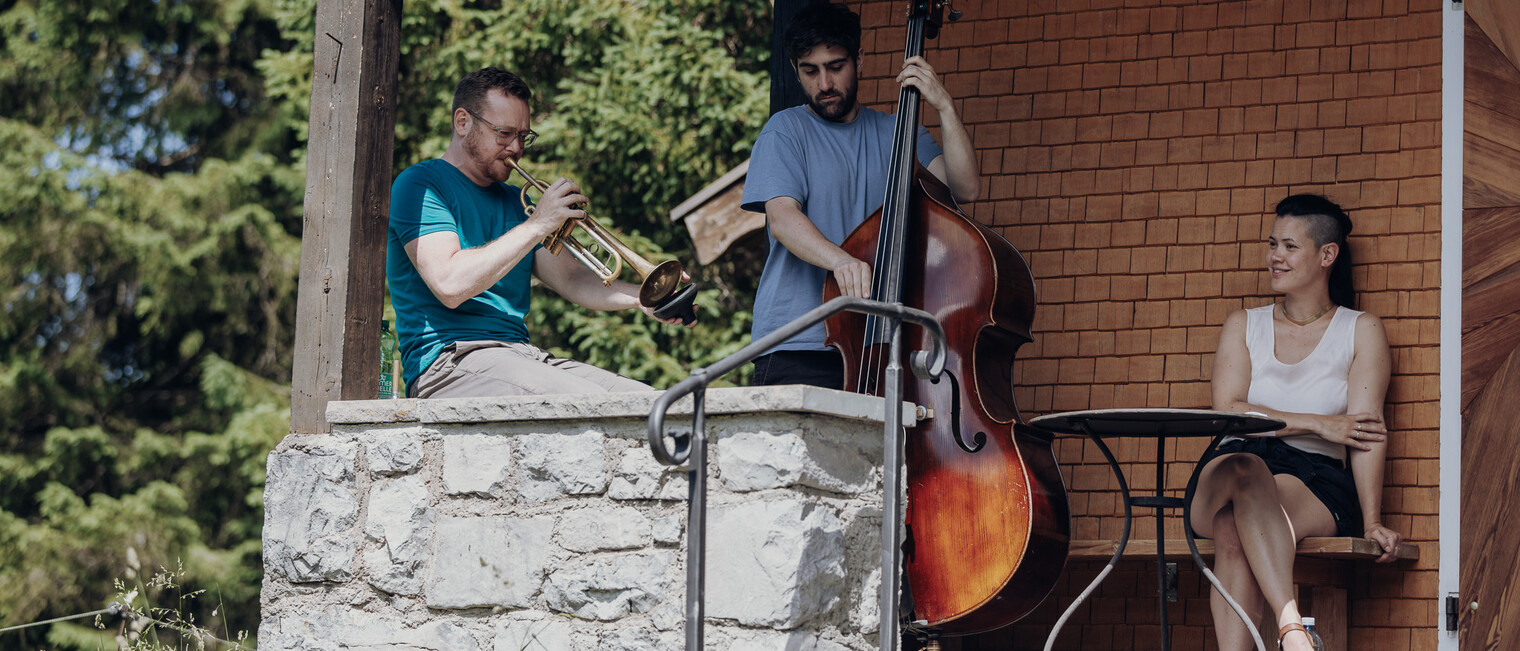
[410,340,652,399]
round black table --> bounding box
[1030,408,1285,651]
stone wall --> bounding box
[259,386,915,650]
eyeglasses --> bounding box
[465,109,538,148]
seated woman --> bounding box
[1191,194,1404,651]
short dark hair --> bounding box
[452,67,532,116]
[784,1,861,64]
[1275,194,1356,308]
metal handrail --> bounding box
[648,296,947,651]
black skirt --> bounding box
[1213,437,1364,537]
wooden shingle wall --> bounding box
[848,0,1443,648]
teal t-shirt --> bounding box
[387,159,539,389]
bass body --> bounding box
[823,165,1070,634]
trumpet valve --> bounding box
[544,219,577,256]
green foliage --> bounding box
[540,4,769,246]
[373,0,770,381]
[1,3,296,642]
[0,0,769,646]
[104,562,253,650]
[0,0,292,173]
[0,121,302,439]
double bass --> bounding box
[821,1,1071,636]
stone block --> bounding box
[650,599,684,632]
[598,628,679,651]
[492,618,575,651]
[518,431,607,502]
[264,437,360,583]
[850,566,882,636]
[652,513,684,545]
[426,515,554,609]
[842,505,885,635]
[365,427,426,476]
[720,629,858,651]
[608,445,686,501]
[260,607,480,650]
[442,433,513,497]
[717,426,878,494]
[558,506,651,552]
[544,551,673,621]
[706,499,846,628]
[363,474,433,595]
[405,385,911,428]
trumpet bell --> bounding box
[641,260,684,308]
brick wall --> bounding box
[850,0,1443,648]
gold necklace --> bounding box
[1279,301,1334,326]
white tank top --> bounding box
[1243,304,1361,462]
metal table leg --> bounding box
[1044,431,1130,651]
[1027,409,1284,651]
[1152,433,1173,650]
[1125,432,1186,650]
[1149,431,1173,644]
[1047,425,1262,651]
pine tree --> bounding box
[0,0,767,646]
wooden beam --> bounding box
[1066,537,1421,561]
[770,0,808,114]
[290,0,402,433]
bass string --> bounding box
[857,15,926,393]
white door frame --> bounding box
[1438,1,1463,650]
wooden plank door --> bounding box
[1461,1,1520,647]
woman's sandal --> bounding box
[1277,622,1310,650]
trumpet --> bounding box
[507,158,697,324]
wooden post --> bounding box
[770,0,808,114]
[290,0,402,433]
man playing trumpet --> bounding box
[387,67,692,399]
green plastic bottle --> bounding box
[379,320,398,399]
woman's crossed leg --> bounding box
[1190,452,1337,651]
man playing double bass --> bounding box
[742,0,981,390]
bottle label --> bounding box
[379,373,394,399]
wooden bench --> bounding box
[1065,537,1421,651]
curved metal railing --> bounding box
[648,296,947,651]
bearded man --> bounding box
[740,1,981,389]
[387,68,689,398]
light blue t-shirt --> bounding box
[387,159,540,388]
[741,105,943,352]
